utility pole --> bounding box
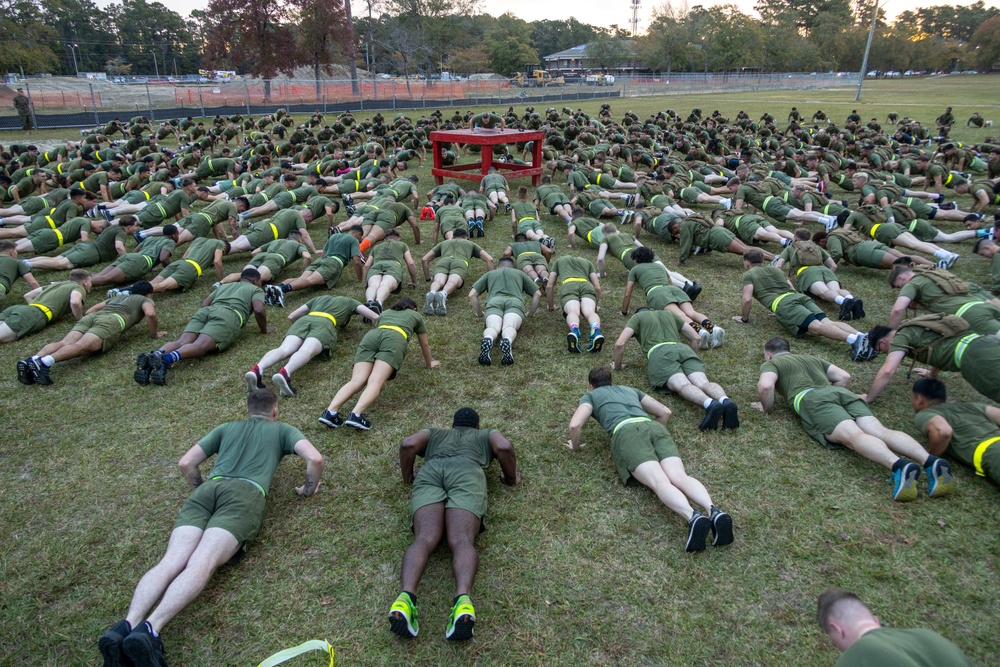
[152,49,160,79]
[630,0,641,38]
[344,0,360,95]
[67,43,79,76]
[856,0,883,102]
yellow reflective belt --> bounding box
[53,229,64,246]
[796,265,809,276]
[646,284,665,296]
[369,204,380,211]
[208,159,214,172]
[907,220,920,232]
[112,313,127,331]
[646,341,678,358]
[596,174,604,185]
[516,251,538,259]
[378,324,408,340]
[184,258,203,276]
[762,195,774,210]
[518,216,535,223]
[229,307,245,327]
[143,190,151,200]
[290,192,298,203]
[612,416,651,436]
[256,639,334,667]
[307,311,337,326]
[869,223,881,238]
[586,229,596,243]
[155,203,167,218]
[822,204,831,215]
[792,387,814,414]
[733,215,743,229]
[30,302,53,320]
[945,173,953,186]
[329,254,345,266]
[770,291,795,312]
[45,216,56,229]
[955,301,984,318]
[260,192,270,202]
[446,255,469,266]
[953,333,980,369]
[198,212,213,225]
[619,247,632,261]
[269,223,279,240]
[143,254,154,268]
[973,436,1000,477]
[561,277,588,285]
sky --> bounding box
[97,0,1000,32]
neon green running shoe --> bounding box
[389,592,419,638]
[445,594,476,641]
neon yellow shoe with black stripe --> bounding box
[445,594,476,641]
[389,592,419,638]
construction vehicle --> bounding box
[511,65,565,88]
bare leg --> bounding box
[125,526,204,628]
[350,359,396,414]
[327,361,374,412]
[660,457,714,509]
[827,420,898,469]
[400,502,445,593]
[256,335,303,373]
[631,460,696,519]
[445,508,480,596]
[284,338,324,375]
[856,416,932,464]
[666,373,712,407]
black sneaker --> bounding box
[134,352,153,385]
[499,337,514,366]
[710,508,734,547]
[850,334,871,362]
[121,625,167,667]
[698,400,725,431]
[685,511,711,552]
[682,282,703,301]
[478,337,493,365]
[132,231,144,245]
[838,298,854,321]
[149,353,168,386]
[851,298,866,320]
[98,619,132,667]
[371,300,383,315]
[244,369,264,392]
[17,358,35,385]
[264,284,284,307]
[27,357,51,385]
[272,372,296,397]
[345,411,372,430]
[721,400,739,430]
[318,409,343,428]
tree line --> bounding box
[1,0,997,80]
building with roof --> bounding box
[542,43,647,77]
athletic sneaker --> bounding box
[445,595,476,641]
[944,253,959,269]
[423,291,436,315]
[939,201,956,211]
[682,282,703,301]
[720,197,733,210]
[370,300,383,315]
[721,399,739,430]
[318,410,343,428]
[824,216,838,232]
[850,335,872,362]
[935,259,950,269]
[106,288,125,298]
[710,507,734,547]
[134,352,154,385]
[710,326,725,349]
[132,231,144,245]
[264,284,285,307]
[891,461,920,501]
[838,298,855,321]
[28,357,51,385]
[851,299,866,320]
[698,401,725,431]
[626,193,637,207]
[434,291,447,316]
[102,208,114,222]
[588,328,605,353]
[478,337,493,365]
[16,358,34,385]
[925,458,956,498]
[389,592,419,638]
[345,412,372,430]
[499,337,514,365]
[685,511,712,552]
[98,619,132,667]
[245,369,264,392]
[504,202,512,213]
[121,624,167,667]
[272,372,296,397]
[541,237,556,249]
[475,218,485,237]
[567,328,581,353]
[149,352,168,386]
[698,328,711,350]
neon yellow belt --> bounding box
[561,277,588,285]
[518,216,536,223]
[211,475,265,496]
[378,324,408,340]
[586,229,598,243]
[792,387,815,414]
[612,416,651,435]
[770,291,795,312]
[270,222,279,240]
[953,333,980,369]
[229,307,245,327]
[955,301,985,318]
[761,195,775,209]
[868,223,881,238]
[308,311,337,326]
[30,302,53,320]
[53,229,64,246]
[112,313,128,331]
[155,203,167,218]
[143,190,151,200]
[796,265,810,276]
[45,215,56,229]
[184,258,203,276]
[973,436,1000,477]
[329,255,345,266]
[646,341,678,358]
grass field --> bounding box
[1,76,998,666]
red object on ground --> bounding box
[430,128,545,186]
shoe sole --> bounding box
[721,401,740,430]
[567,332,580,353]
[852,300,866,320]
[17,360,35,385]
[710,328,725,349]
[423,294,435,315]
[446,615,475,641]
[121,635,164,667]
[244,371,261,393]
[698,406,723,431]
[839,302,853,321]
[892,468,920,502]
[272,374,296,397]
[134,353,152,385]
[928,463,956,498]
[98,633,126,667]
[389,611,417,638]
[589,334,604,353]
[149,355,167,386]
[711,513,734,547]
[318,415,342,428]
[685,516,711,552]
[499,339,514,366]
[345,419,371,431]
[478,339,493,365]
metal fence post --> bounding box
[90,83,99,126]
[198,85,205,118]
[146,84,155,121]
[244,82,251,115]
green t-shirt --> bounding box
[0,255,32,292]
[136,236,176,263]
[509,240,543,260]
[199,417,304,494]
[53,217,91,244]
[535,184,565,208]
[626,310,686,353]
[627,262,670,292]
[303,295,361,328]
[742,266,794,307]
[31,281,87,320]
[511,200,537,221]
[759,353,832,400]
[103,293,152,329]
[431,238,483,264]
[372,239,408,265]
[481,173,507,190]
[209,280,265,324]
[93,225,127,262]
[257,239,307,266]
[551,255,596,281]
[835,627,972,667]
[421,427,496,468]
[305,195,333,219]
[265,209,305,238]
[373,308,426,339]
[580,385,649,434]
[186,237,225,269]
[914,402,998,466]
[322,233,361,262]
[471,267,538,301]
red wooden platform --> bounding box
[430,128,545,186]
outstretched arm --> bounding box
[399,430,430,484]
[567,403,593,450]
[293,439,324,496]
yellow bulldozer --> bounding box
[511,66,565,88]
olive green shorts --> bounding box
[678,187,703,203]
[286,315,338,358]
[354,327,408,369]
[774,293,825,335]
[305,256,345,288]
[70,312,125,351]
[433,257,469,279]
[872,223,904,245]
[246,226,280,249]
[183,305,243,351]
[514,252,545,270]
[610,420,680,486]
[904,219,939,242]
[113,254,156,282]
[763,200,794,222]
[369,259,404,283]
[484,296,525,319]
[794,386,873,449]
[137,208,165,228]
[961,338,1000,402]
[559,281,597,309]
[178,215,213,239]
[124,190,152,204]
[20,198,49,216]
[62,243,101,267]
[795,266,838,293]
[588,199,614,216]
[439,213,467,235]
[731,219,762,244]
[410,459,488,519]
[517,220,543,235]
[0,304,49,338]
[646,284,690,310]
[706,226,736,251]
[647,343,704,390]
[158,259,201,290]
[850,241,890,268]
[174,477,266,544]
[250,253,287,277]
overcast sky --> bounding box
[97,0,1000,33]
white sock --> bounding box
[844,294,854,300]
[835,296,845,305]
[703,398,714,409]
[847,333,859,345]
[41,355,54,367]
[720,395,730,403]
[933,249,948,259]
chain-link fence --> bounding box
[0,72,844,131]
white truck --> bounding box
[585,74,615,86]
